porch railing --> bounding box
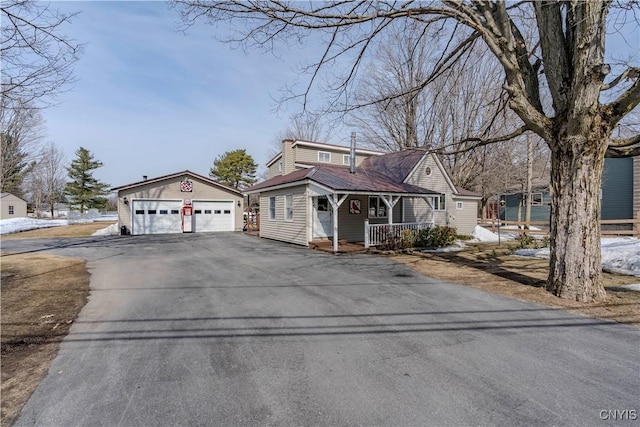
[364,220,431,248]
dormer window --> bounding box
[343,154,351,165]
[278,161,283,172]
[318,151,331,163]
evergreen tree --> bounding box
[0,133,32,197]
[64,147,110,212]
[209,149,257,190]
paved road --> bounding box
[6,233,639,426]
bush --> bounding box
[414,225,457,249]
[516,234,536,248]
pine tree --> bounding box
[209,149,257,190]
[64,147,110,212]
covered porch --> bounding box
[308,183,440,252]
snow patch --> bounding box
[91,223,120,236]
[0,218,68,235]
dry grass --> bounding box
[0,252,90,426]
[389,241,640,326]
[1,221,115,239]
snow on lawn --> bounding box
[471,226,639,277]
[514,237,640,277]
[92,223,120,236]
[0,217,68,235]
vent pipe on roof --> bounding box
[350,132,356,174]
[143,175,147,181]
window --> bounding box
[214,210,221,214]
[159,210,168,214]
[368,197,387,218]
[223,210,231,214]
[148,209,157,215]
[171,209,180,214]
[343,154,351,165]
[278,161,283,172]
[531,192,543,206]
[135,210,144,215]
[204,210,212,214]
[194,209,202,214]
[269,196,276,220]
[318,151,331,163]
[8,205,14,215]
[432,194,446,211]
[425,167,432,176]
[456,201,463,210]
[284,194,293,221]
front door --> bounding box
[314,196,332,238]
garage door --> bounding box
[132,200,182,235]
[192,201,234,232]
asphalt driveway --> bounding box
[6,233,639,426]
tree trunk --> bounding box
[547,136,607,302]
[525,135,533,227]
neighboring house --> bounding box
[500,156,640,222]
[247,141,481,251]
[112,170,244,235]
[0,193,27,219]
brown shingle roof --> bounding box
[360,149,425,182]
[245,164,438,195]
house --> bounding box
[246,140,481,251]
[500,156,640,222]
[0,193,27,219]
[112,170,244,235]
[265,139,384,179]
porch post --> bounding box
[328,193,349,253]
[381,194,400,225]
[364,219,370,249]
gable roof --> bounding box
[360,149,425,182]
[0,192,25,201]
[111,170,242,195]
[246,164,438,195]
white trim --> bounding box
[294,163,315,169]
[265,152,283,167]
[284,194,294,221]
[245,180,312,194]
[456,201,464,210]
[343,154,351,165]
[292,139,384,156]
[452,194,482,200]
[318,151,331,163]
[268,196,276,220]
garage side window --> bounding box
[284,194,293,221]
[8,205,14,215]
[269,196,276,220]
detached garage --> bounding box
[113,170,244,235]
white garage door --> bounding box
[132,200,182,235]
[192,201,234,232]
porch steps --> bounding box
[309,239,347,249]
[309,239,365,253]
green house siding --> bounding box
[601,158,633,221]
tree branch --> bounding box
[606,134,640,157]
[601,66,640,90]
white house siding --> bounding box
[259,186,308,246]
[294,146,373,169]
[266,155,282,179]
[450,198,478,235]
[404,155,453,228]
[117,176,243,232]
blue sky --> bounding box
[41,2,638,188]
[44,1,326,187]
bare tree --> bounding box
[175,1,640,302]
[28,142,67,218]
[0,97,44,196]
[1,0,82,105]
[268,112,330,158]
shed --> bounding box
[0,193,27,219]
